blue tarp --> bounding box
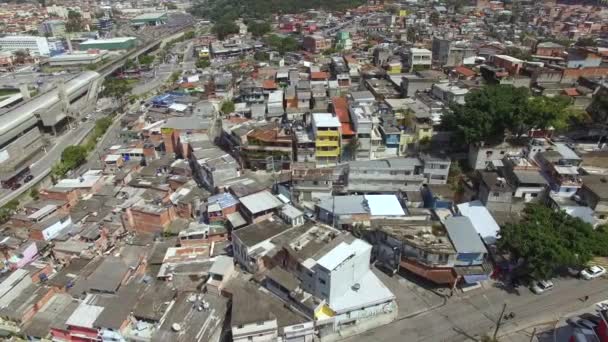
[463,274,489,284]
[152,94,175,107]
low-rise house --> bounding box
[422,184,455,210]
[242,124,293,170]
[206,255,234,293]
[578,175,608,223]
[232,217,290,273]
[239,190,284,223]
[421,153,451,184]
[346,158,424,193]
[291,163,336,203]
[366,215,457,284]
[206,192,239,223]
[229,279,313,342]
[279,204,305,227]
[29,215,73,241]
[478,171,514,213]
[316,194,406,229]
[178,222,228,247]
[264,233,397,340]
[535,143,583,197]
[468,140,524,170]
[456,201,501,244]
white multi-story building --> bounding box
[404,47,432,72]
[0,36,51,56]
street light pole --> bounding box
[493,303,508,340]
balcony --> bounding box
[317,130,340,138]
[316,139,339,147]
[316,149,340,158]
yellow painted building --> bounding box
[313,113,341,167]
[386,61,402,74]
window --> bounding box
[493,192,500,197]
[531,193,538,198]
[319,278,326,285]
[486,151,494,158]
[439,165,447,169]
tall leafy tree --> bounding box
[66,10,83,33]
[497,204,608,280]
[441,85,577,145]
[212,19,239,40]
[101,78,133,105]
[61,145,87,170]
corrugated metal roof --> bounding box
[444,216,487,254]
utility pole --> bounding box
[493,303,508,340]
[529,328,536,342]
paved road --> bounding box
[343,277,608,342]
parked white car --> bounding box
[531,280,554,294]
[580,266,606,280]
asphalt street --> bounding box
[343,276,608,342]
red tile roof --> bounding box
[179,82,196,88]
[454,66,476,77]
[311,71,329,80]
[262,79,278,89]
[563,88,579,96]
[332,97,355,136]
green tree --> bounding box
[254,51,269,61]
[94,117,113,137]
[406,26,416,43]
[124,58,136,70]
[429,11,440,26]
[575,37,597,47]
[13,50,28,64]
[504,46,531,61]
[196,58,210,69]
[212,19,239,40]
[497,204,608,280]
[183,30,195,39]
[30,187,39,200]
[248,21,271,37]
[61,145,87,170]
[4,199,19,212]
[101,78,133,104]
[189,0,364,20]
[138,55,155,66]
[221,100,235,114]
[169,71,182,83]
[0,208,12,225]
[441,85,576,145]
[66,10,83,32]
[266,35,299,54]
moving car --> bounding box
[579,313,602,325]
[580,266,607,280]
[530,280,554,294]
[576,319,598,330]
